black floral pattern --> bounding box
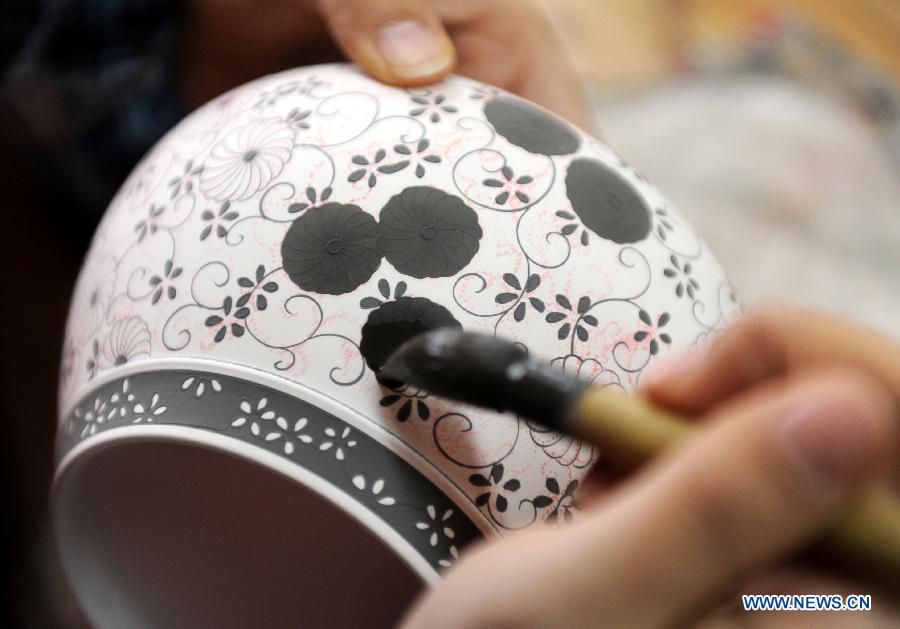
[663,254,699,299]
[380,390,431,422]
[393,139,442,178]
[167,160,203,198]
[347,149,408,188]
[359,278,407,309]
[288,186,332,214]
[281,203,382,295]
[469,464,520,513]
[532,477,580,524]
[205,295,248,343]
[134,203,164,242]
[482,165,533,206]
[634,310,672,355]
[545,294,598,341]
[495,272,544,322]
[203,266,280,343]
[654,206,675,241]
[409,92,458,123]
[200,202,239,241]
[555,209,591,247]
[286,107,312,130]
[483,95,580,156]
[565,158,652,244]
[359,296,461,372]
[149,259,182,305]
[236,264,279,312]
[377,186,482,279]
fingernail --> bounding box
[376,20,454,79]
[640,345,707,392]
[782,392,886,494]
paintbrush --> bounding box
[379,328,900,591]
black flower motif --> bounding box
[409,92,458,123]
[495,272,544,322]
[379,390,430,422]
[288,186,333,214]
[204,266,279,343]
[555,209,591,246]
[634,310,672,355]
[86,339,100,379]
[167,159,203,198]
[663,254,699,299]
[360,278,407,309]
[236,264,279,312]
[281,203,382,295]
[532,477,580,524]
[378,186,482,279]
[134,203,165,241]
[359,296,461,372]
[393,139,442,178]
[205,295,248,343]
[484,95,580,156]
[654,206,675,241]
[469,464,520,513]
[482,164,533,206]
[149,259,183,305]
[200,201,239,240]
[347,149,408,188]
[545,294,598,341]
[286,107,312,130]
[565,158,652,244]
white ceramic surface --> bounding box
[54,63,740,627]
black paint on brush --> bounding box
[379,329,587,429]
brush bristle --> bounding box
[379,329,528,411]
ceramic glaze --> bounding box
[55,63,740,627]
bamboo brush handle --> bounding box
[574,387,900,589]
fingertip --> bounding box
[641,312,788,415]
[639,344,708,408]
[319,0,456,87]
[780,372,896,494]
[369,19,456,86]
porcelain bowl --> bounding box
[54,63,740,628]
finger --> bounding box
[438,0,594,131]
[642,306,900,416]
[318,0,456,86]
[504,6,593,132]
[509,39,593,133]
[563,369,895,627]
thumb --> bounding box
[567,369,895,626]
[318,0,456,85]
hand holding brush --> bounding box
[395,308,900,629]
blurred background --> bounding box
[2,0,897,626]
[534,0,899,333]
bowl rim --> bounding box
[53,356,494,587]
